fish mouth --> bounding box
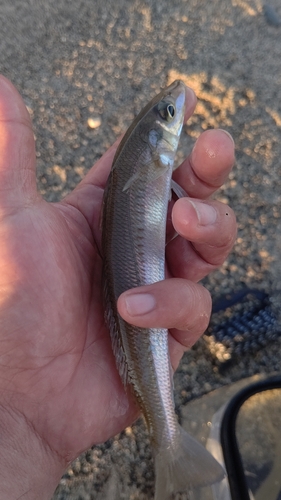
[165,79,186,102]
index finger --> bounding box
[173,129,235,199]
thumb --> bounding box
[0,75,38,215]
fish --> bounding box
[102,80,225,499]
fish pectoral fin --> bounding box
[169,360,175,407]
[171,179,188,199]
[166,180,189,242]
[122,161,170,192]
[122,171,141,192]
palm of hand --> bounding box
[0,77,236,471]
[0,195,135,462]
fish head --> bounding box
[140,80,186,169]
[110,80,186,184]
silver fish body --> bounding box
[102,81,224,499]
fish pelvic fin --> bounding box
[154,424,225,500]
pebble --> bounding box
[87,116,102,129]
[263,4,281,26]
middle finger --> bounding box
[166,198,237,282]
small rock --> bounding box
[87,116,102,129]
[263,5,281,26]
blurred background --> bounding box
[1,0,281,498]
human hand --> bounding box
[0,75,236,499]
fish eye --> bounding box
[158,102,176,122]
[167,104,175,118]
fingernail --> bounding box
[217,129,235,147]
[124,293,156,316]
[189,200,217,225]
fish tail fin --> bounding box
[154,424,225,500]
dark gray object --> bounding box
[263,5,281,26]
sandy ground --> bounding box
[1,0,281,498]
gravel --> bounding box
[1,0,281,498]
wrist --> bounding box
[0,404,65,500]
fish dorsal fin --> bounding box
[103,275,129,387]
